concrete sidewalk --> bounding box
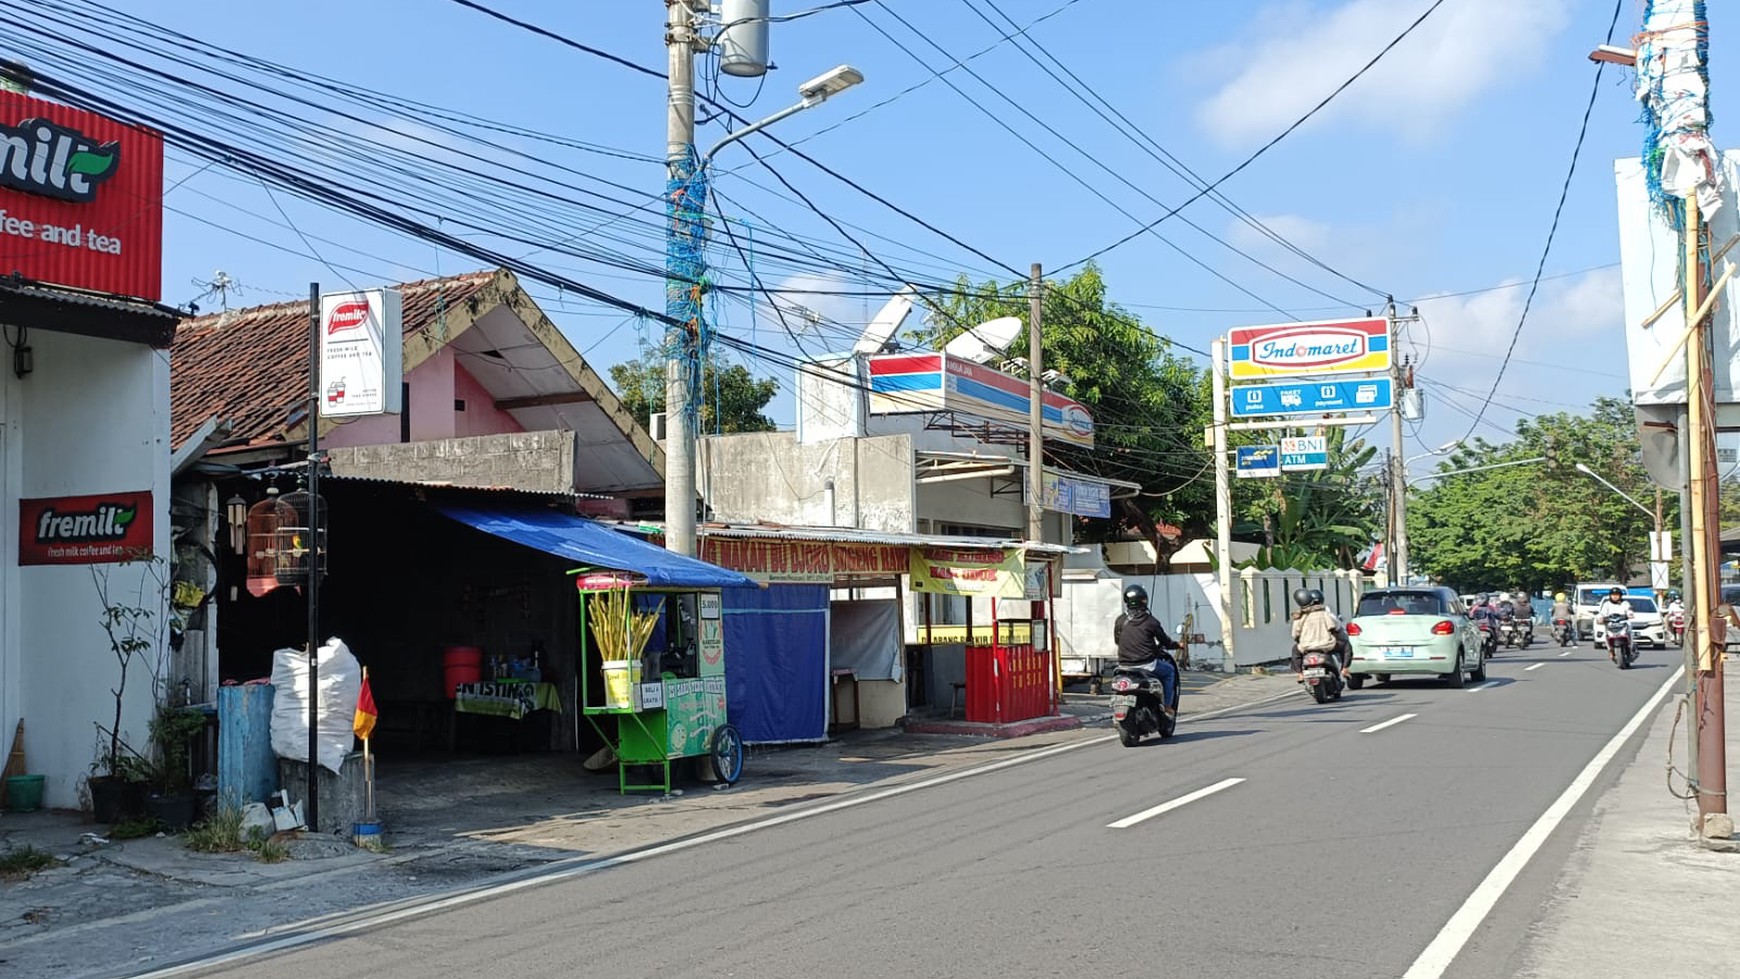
[1517,661,1740,977]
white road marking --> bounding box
[130,689,1302,978]
[1401,671,1679,979]
[1559,650,1575,657]
[1525,663,1547,672]
[1465,681,1496,693]
[1108,777,1246,829]
[1360,713,1418,734]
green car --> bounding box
[1345,587,1488,689]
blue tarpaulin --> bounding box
[724,585,828,743]
[435,504,754,589]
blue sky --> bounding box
[18,0,1710,470]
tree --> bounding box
[1236,427,1383,571]
[608,357,779,435]
[1409,397,1672,591]
[916,265,1212,543]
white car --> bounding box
[1591,596,1669,650]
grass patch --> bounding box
[252,837,289,863]
[109,817,167,840]
[184,807,247,853]
[0,846,60,880]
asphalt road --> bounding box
[163,640,1673,979]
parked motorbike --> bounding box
[1299,648,1345,704]
[1109,667,1175,747]
[1552,617,1575,647]
[1605,612,1636,670]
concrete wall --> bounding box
[327,348,524,447]
[327,430,579,495]
[1,329,171,808]
[700,431,917,532]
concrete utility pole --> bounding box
[664,0,704,556]
[1027,263,1045,545]
[1387,301,1409,585]
[1211,338,1235,671]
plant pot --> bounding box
[145,791,196,832]
[89,775,147,824]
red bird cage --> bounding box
[244,486,326,596]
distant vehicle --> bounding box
[1345,587,1486,688]
[1592,595,1668,649]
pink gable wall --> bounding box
[324,347,523,448]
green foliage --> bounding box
[147,706,207,792]
[608,357,778,435]
[1409,397,1671,590]
[110,817,168,840]
[90,556,170,779]
[0,846,59,879]
[915,265,1212,540]
[1239,427,1383,570]
[185,807,248,853]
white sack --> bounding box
[269,637,362,774]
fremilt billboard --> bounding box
[0,91,163,301]
[1228,317,1389,380]
[319,289,404,417]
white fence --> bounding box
[1056,562,1364,671]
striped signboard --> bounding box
[866,352,1094,448]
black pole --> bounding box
[306,281,321,833]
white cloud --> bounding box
[1196,0,1571,147]
[1412,266,1623,385]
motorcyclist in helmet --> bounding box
[1115,584,1182,716]
[1291,587,1349,679]
[1550,591,1575,646]
[1598,588,1634,653]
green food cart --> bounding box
[577,573,745,794]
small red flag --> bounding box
[354,670,377,741]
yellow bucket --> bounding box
[602,660,638,709]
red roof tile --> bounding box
[171,269,499,450]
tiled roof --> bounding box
[170,269,499,450]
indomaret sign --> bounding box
[0,90,163,300]
[1228,317,1389,381]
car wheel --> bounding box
[1445,651,1467,688]
[1347,674,1365,691]
[1469,655,1487,683]
[1376,674,1391,685]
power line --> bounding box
[1453,0,1627,443]
[1056,0,1453,272]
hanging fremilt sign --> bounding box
[0,91,164,300]
[319,288,404,417]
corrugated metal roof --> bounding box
[322,473,590,501]
[609,519,1082,555]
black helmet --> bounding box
[1308,588,1325,606]
[1609,587,1625,598]
[1293,587,1314,608]
[1123,584,1149,611]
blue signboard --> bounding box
[1230,377,1393,419]
[1235,445,1281,479]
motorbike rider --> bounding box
[1550,592,1576,646]
[1114,584,1181,717]
[1598,587,1635,655]
[1291,588,1350,679]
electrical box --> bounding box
[718,0,770,77]
[1400,387,1425,421]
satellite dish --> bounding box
[852,287,915,356]
[943,316,1022,365]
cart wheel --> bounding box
[707,724,744,786]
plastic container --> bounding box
[5,774,44,812]
[442,645,484,698]
[353,820,383,847]
[601,660,638,709]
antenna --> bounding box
[190,270,241,311]
[943,315,1023,365]
[852,287,915,355]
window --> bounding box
[1356,590,1445,617]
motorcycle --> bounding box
[1605,612,1636,670]
[1499,617,1521,649]
[1299,648,1345,704]
[1668,607,1686,646]
[1552,617,1575,647]
[1109,666,1175,747]
[1475,617,1500,657]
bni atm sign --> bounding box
[1280,436,1329,472]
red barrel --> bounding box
[443,645,483,699]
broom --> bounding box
[1,719,25,809]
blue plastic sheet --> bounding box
[436,504,753,589]
[723,585,828,744]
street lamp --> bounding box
[1405,439,1463,467]
[1574,462,1665,597]
[1573,462,1654,520]
[699,65,863,168]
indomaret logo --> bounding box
[0,117,120,203]
[36,500,138,545]
[1250,327,1369,370]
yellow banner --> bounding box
[909,546,1027,599]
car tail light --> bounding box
[1345,622,1361,636]
[1388,608,1407,615]
[1432,620,1455,635]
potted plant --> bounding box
[86,555,169,824]
[143,704,204,830]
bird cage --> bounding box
[244,486,325,596]
[276,486,327,587]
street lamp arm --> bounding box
[1411,456,1546,482]
[699,97,816,169]
[1574,462,1655,521]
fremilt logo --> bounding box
[1250,327,1369,370]
[35,500,137,545]
[1,117,120,203]
[326,300,372,335]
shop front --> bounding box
[0,84,181,809]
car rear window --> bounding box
[1357,591,1445,616]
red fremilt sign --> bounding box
[18,491,155,565]
[0,91,163,301]
[326,300,370,334]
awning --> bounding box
[436,503,754,589]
